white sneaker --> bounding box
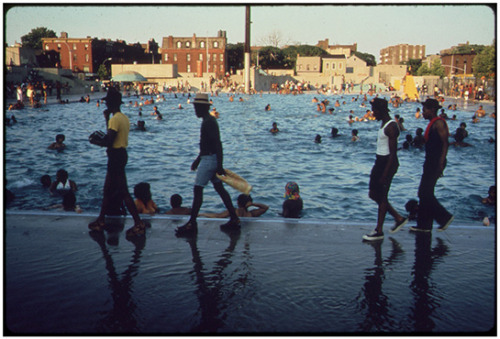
[437,215,454,232]
[390,218,409,234]
[362,230,384,241]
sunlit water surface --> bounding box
[5,92,496,224]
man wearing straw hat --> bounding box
[175,93,241,236]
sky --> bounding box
[4,3,496,62]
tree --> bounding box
[226,43,245,71]
[97,64,110,80]
[473,45,495,78]
[404,59,422,75]
[258,30,290,48]
[353,51,377,66]
[21,27,57,49]
[416,59,445,78]
[254,46,286,69]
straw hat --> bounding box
[192,93,211,105]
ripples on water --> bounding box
[5,92,496,223]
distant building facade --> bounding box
[42,32,149,74]
[322,55,346,76]
[296,55,322,74]
[379,44,426,65]
[161,30,227,77]
[440,52,476,77]
[5,43,37,67]
[316,39,357,57]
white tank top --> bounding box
[376,120,398,156]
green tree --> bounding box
[97,64,110,80]
[429,59,446,78]
[404,59,422,75]
[416,63,431,76]
[255,46,286,69]
[226,43,244,71]
[21,27,57,49]
[353,51,377,66]
[473,45,495,78]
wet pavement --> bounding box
[5,211,496,334]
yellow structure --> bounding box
[403,74,419,100]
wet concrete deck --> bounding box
[5,211,496,334]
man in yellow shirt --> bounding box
[88,87,145,237]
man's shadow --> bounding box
[88,219,146,333]
[184,229,251,333]
[408,233,448,333]
[356,237,404,332]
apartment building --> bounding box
[42,32,149,73]
[161,30,227,76]
[379,44,425,65]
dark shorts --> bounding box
[369,155,399,200]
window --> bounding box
[85,44,88,50]
[173,53,177,61]
[212,54,216,61]
[339,63,343,69]
[73,54,77,62]
[200,41,205,48]
[73,43,77,50]
[185,41,191,48]
[220,54,223,62]
[325,63,329,70]
[199,53,203,61]
[57,44,61,50]
[332,63,335,69]
[220,65,223,71]
[176,41,182,48]
[187,54,191,62]
[213,41,219,48]
[45,44,49,50]
[85,54,89,62]
[164,53,169,61]
[346,67,354,73]
[187,64,191,72]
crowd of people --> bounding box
[6,79,496,240]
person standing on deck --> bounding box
[410,98,454,233]
[363,98,408,241]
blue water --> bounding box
[5,92,496,224]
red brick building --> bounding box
[42,32,150,74]
[161,30,227,77]
[440,52,476,77]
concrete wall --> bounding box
[111,64,179,79]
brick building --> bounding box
[42,32,149,74]
[379,44,425,65]
[440,52,476,77]
[161,30,227,77]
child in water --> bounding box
[48,134,66,150]
[134,182,158,214]
[351,129,360,142]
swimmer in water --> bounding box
[270,122,279,134]
[49,169,77,195]
[165,194,191,215]
[282,182,303,218]
[315,134,322,143]
[48,134,66,150]
[200,194,269,218]
[133,182,159,215]
[351,129,360,142]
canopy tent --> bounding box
[111,71,148,82]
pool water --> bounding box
[5,92,496,225]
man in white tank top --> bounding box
[363,98,408,241]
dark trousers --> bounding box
[417,162,452,230]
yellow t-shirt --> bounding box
[108,112,129,148]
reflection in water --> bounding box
[88,219,146,333]
[185,229,252,333]
[409,234,448,332]
[357,237,404,331]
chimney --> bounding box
[60,32,68,39]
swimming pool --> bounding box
[5,91,496,225]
